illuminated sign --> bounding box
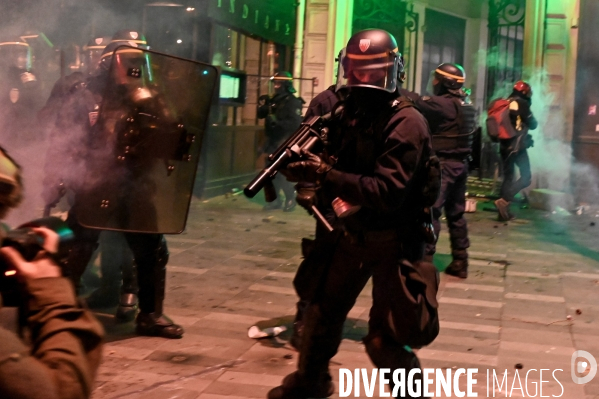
[208,0,296,46]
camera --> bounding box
[0,217,74,307]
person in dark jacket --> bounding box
[257,71,304,212]
[494,80,538,221]
[268,29,433,399]
[404,63,477,279]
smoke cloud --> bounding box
[0,1,144,227]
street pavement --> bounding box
[80,194,599,398]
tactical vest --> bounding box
[432,98,477,153]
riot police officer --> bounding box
[39,37,111,135]
[257,71,304,212]
[269,29,435,398]
[42,33,184,339]
[0,38,42,147]
[494,81,537,221]
[408,63,477,279]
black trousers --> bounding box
[500,148,531,202]
[66,211,168,315]
[425,160,470,260]
[296,232,423,389]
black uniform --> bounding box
[410,93,476,264]
[42,72,183,339]
[303,85,338,120]
[0,67,41,148]
[277,91,433,396]
[499,96,537,202]
[257,89,303,211]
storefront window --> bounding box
[211,22,292,126]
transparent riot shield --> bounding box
[76,46,218,233]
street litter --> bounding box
[248,325,287,339]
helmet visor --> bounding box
[111,47,153,88]
[0,43,32,71]
[85,48,104,75]
[335,47,347,93]
[342,44,398,92]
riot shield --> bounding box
[76,46,218,234]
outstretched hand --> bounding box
[0,227,61,280]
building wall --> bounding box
[300,0,353,102]
[407,0,488,106]
[523,0,580,192]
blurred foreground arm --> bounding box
[0,228,104,399]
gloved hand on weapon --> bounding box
[281,149,332,184]
[294,183,318,215]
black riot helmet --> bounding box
[271,71,295,94]
[110,30,148,48]
[99,43,154,104]
[83,36,111,76]
[340,29,403,93]
[0,38,32,71]
[432,63,465,95]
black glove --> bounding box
[258,94,270,107]
[524,134,534,148]
[282,149,333,184]
[295,184,317,214]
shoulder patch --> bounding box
[509,101,519,111]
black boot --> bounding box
[136,312,184,339]
[267,372,334,399]
[494,198,514,221]
[131,234,184,339]
[444,259,468,279]
[263,199,283,211]
[115,292,139,322]
[283,198,297,212]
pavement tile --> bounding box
[86,197,599,397]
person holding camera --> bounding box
[0,147,104,399]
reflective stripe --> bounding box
[101,48,144,60]
[435,68,465,82]
[0,42,29,47]
[111,39,146,44]
[346,47,398,60]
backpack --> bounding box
[486,98,517,142]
